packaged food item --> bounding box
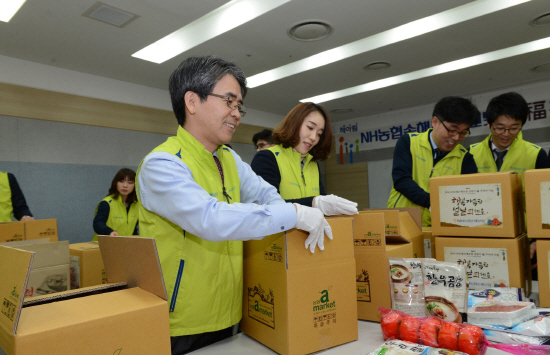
[390,258,436,317]
[368,339,469,355]
[482,329,550,345]
[468,301,538,328]
[468,288,534,307]
[476,309,550,337]
[423,260,468,323]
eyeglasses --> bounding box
[208,93,247,117]
[437,117,470,138]
[255,142,269,150]
[491,126,521,135]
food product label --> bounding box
[541,182,550,229]
[424,239,432,258]
[439,183,503,228]
[444,247,509,290]
[390,259,430,317]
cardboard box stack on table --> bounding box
[241,217,358,355]
[0,219,58,243]
[525,169,550,306]
[0,236,171,355]
[429,172,530,293]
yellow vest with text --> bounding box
[267,145,321,199]
[469,131,540,188]
[0,172,13,222]
[387,129,467,226]
[136,126,242,337]
[92,194,139,240]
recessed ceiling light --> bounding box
[82,2,139,28]
[247,0,531,88]
[330,108,353,114]
[0,0,26,22]
[530,12,550,26]
[300,36,550,104]
[288,21,333,42]
[363,62,391,71]
[133,0,291,64]
[531,62,550,72]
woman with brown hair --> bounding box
[93,168,140,240]
[251,102,357,216]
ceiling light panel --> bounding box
[133,0,291,64]
[0,0,26,22]
[247,0,531,88]
[300,36,550,103]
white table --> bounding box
[191,320,512,355]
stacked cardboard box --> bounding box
[0,219,58,243]
[69,242,107,289]
[430,172,530,293]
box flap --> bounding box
[11,241,69,269]
[0,245,34,335]
[0,238,49,247]
[69,241,99,251]
[398,212,423,242]
[97,236,167,301]
[365,207,422,231]
[23,282,127,307]
[361,210,401,236]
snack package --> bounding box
[482,329,550,346]
[468,288,535,307]
[476,309,550,337]
[380,307,550,355]
[390,258,436,317]
[468,301,539,328]
[368,339,469,355]
[422,260,468,323]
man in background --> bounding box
[387,96,480,226]
[0,171,34,222]
[252,128,274,151]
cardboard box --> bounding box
[0,223,24,243]
[0,236,171,355]
[69,242,106,289]
[536,239,550,307]
[241,218,358,355]
[525,169,550,239]
[354,211,418,321]
[422,227,436,259]
[430,172,524,238]
[435,234,531,294]
[0,219,57,243]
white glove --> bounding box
[294,204,333,253]
[314,195,358,216]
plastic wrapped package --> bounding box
[368,340,469,355]
[468,288,535,307]
[468,301,539,328]
[482,329,550,345]
[389,258,435,317]
[476,309,550,337]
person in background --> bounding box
[470,92,549,281]
[251,102,358,215]
[387,96,480,226]
[93,168,139,240]
[0,171,34,222]
[252,128,274,151]
[136,55,332,354]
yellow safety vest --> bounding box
[387,129,467,226]
[267,145,321,199]
[136,126,242,337]
[0,172,13,222]
[92,194,139,240]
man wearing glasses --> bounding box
[387,96,480,226]
[136,56,332,354]
[252,128,274,151]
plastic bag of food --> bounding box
[482,329,550,345]
[468,301,538,328]
[368,339,469,355]
[422,260,468,323]
[468,288,535,307]
[390,258,436,317]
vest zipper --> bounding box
[226,241,235,327]
[223,187,232,203]
[429,167,435,178]
[301,160,307,186]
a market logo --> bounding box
[313,286,336,312]
[356,270,371,302]
[247,284,274,328]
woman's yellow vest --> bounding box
[0,172,13,222]
[469,131,540,188]
[92,194,139,240]
[267,145,321,199]
[136,126,242,337]
[387,129,467,226]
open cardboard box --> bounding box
[241,217,358,355]
[525,169,550,238]
[0,236,171,354]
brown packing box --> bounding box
[0,219,58,243]
[69,242,106,289]
[435,234,531,294]
[241,218,358,355]
[0,223,24,243]
[0,236,171,355]
[422,227,436,259]
[354,210,419,321]
[430,172,524,238]
[525,169,550,238]
[536,240,550,307]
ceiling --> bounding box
[1,0,550,123]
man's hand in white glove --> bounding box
[314,194,358,216]
[294,203,333,253]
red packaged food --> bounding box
[399,316,423,343]
[459,325,485,355]
[438,321,461,350]
[418,317,442,347]
[381,310,402,340]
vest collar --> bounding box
[279,145,314,165]
[419,128,464,158]
[486,130,524,152]
[175,125,227,162]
